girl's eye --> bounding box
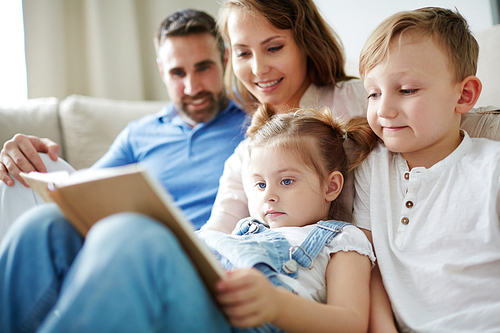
[255,182,266,189]
[281,179,293,186]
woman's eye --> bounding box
[281,179,293,186]
[268,45,284,53]
[235,51,251,58]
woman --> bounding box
[204,0,368,232]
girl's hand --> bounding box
[215,268,280,328]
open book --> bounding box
[20,163,226,297]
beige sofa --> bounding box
[0,95,166,170]
[0,24,499,170]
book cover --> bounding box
[20,164,226,297]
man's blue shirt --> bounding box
[92,100,248,229]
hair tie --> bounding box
[341,129,348,142]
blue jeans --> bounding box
[0,203,230,333]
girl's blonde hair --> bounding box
[218,0,354,112]
[247,104,377,221]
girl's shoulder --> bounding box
[326,224,376,266]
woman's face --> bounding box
[227,9,310,113]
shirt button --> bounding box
[406,201,413,208]
[404,173,410,180]
[401,217,409,225]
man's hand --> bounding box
[0,134,60,187]
[216,268,280,328]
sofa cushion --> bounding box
[59,95,166,170]
[461,106,500,141]
[0,97,62,154]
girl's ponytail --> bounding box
[246,104,276,138]
[343,117,378,171]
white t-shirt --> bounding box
[204,79,369,233]
[272,224,375,303]
[353,133,500,332]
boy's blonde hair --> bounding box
[218,0,354,112]
[246,104,377,222]
[359,7,479,82]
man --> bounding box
[0,9,248,235]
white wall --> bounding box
[314,0,494,71]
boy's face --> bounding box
[363,34,464,168]
[250,146,331,228]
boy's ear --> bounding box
[325,171,344,202]
[455,75,482,114]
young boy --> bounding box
[354,7,500,332]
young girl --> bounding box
[0,105,377,332]
[205,0,369,233]
[199,105,378,332]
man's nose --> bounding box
[184,75,203,96]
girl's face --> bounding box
[227,9,310,113]
[250,146,332,228]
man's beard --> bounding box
[179,90,227,125]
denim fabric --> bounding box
[197,218,350,292]
[197,218,350,333]
[0,204,229,333]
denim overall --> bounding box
[197,218,350,333]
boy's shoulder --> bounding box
[467,136,500,163]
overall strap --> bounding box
[233,217,270,236]
[291,220,351,270]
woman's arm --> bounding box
[216,251,371,333]
[203,140,250,233]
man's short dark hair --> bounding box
[154,9,225,61]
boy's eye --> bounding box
[401,89,418,95]
[281,179,293,186]
[367,93,381,100]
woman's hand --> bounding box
[215,268,280,328]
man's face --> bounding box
[157,33,226,126]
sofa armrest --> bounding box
[59,95,166,170]
[0,97,63,158]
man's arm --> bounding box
[0,134,60,187]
